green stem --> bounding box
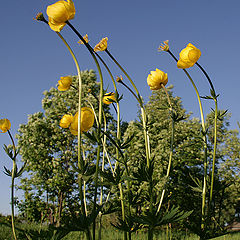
[209,99,218,203]
[7,130,17,240]
[157,85,175,213]
[56,32,92,239]
[167,49,208,232]
[66,22,104,240]
[11,163,17,240]
[105,49,143,106]
[195,62,218,205]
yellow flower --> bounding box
[46,0,75,32]
[158,40,169,52]
[58,76,72,91]
[70,107,94,135]
[78,34,89,44]
[0,119,11,133]
[103,92,116,105]
[177,43,201,69]
[147,69,168,90]
[60,114,73,128]
[94,37,108,52]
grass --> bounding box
[0,221,239,240]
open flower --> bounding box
[46,0,75,32]
[147,69,168,90]
[58,76,72,91]
[60,114,73,128]
[103,92,116,105]
[70,107,94,135]
[0,119,11,133]
[94,37,108,52]
[177,43,201,69]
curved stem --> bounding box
[105,49,143,106]
[167,49,208,231]
[66,22,104,240]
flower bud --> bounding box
[177,43,201,69]
[58,76,72,91]
[0,119,11,133]
[70,107,94,135]
[46,0,75,32]
[147,69,168,90]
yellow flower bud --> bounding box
[147,69,168,90]
[46,0,75,32]
[58,76,72,91]
[70,107,94,135]
[94,37,108,52]
[103,92,116,105]
[60,114,73,128]
[177,43,201,69]
[0,119,11,133]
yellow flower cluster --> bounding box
[0,119,11,133]
[103,92,116,105]
[46,0,75,32]
[60,107,94,135]
[147,69,168,90]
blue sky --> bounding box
[0,0,240,214]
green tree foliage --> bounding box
[16,70,116,225]
[123,86,240,238]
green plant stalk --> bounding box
[157,85,174,213]
[196,62,218,205]
[209,98,218,203]
[7,130,17,240]
[66,22,104,240]
[167,50,208,231]
[105,49,151,239]
[56,32,93,239]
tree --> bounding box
[16,70,117,225]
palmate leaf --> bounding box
[130,206,192,228]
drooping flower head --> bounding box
[58,76,73,91]
[94,37,108,52]
[158,40,169,52]
[103,92,116,105]
[147,69,168,90]
[60,114,73,128]
[0,119,11,133]
[177,43,201,69]
[46,0,75,32]
[70,107,94,135]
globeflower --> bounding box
[94,37,108,52]
[58,76,72,91]
[177,43,201,69]
[46,0,75,32]
[147,69,168,90]
[60,114,73,128]
[0,119,11,133]
[103,92,116,105]
[70,107,94,135]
